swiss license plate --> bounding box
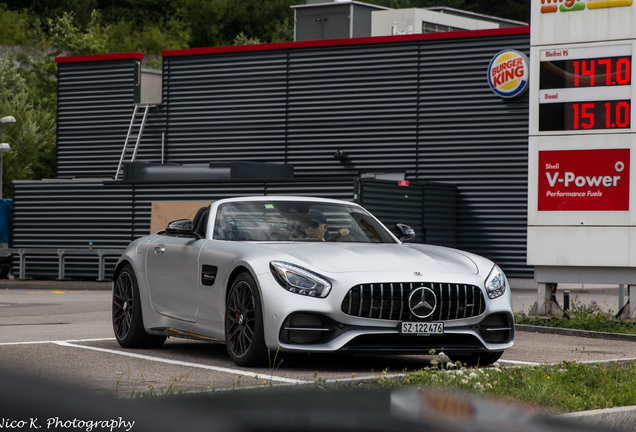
[401,322,444,335]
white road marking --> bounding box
[53,340,308,384]
[3,339,635,388]
[0,338,115,346]
[0,338,308,384]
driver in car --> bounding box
[303,209,329,241]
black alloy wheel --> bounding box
[112,264,166,348]
[225,272,267,366]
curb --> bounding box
[515,323,636,342]
[561,406,636,432]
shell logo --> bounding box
[487,50,529,98]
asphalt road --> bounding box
[1,282,635,398]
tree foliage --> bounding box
[4,0,529,52]
[47,11,108,56]
[0,58,55,198]
[0,4,31,45]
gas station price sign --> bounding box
[538,45,632,132]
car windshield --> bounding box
[213,200,397,243]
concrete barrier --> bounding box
[561,406,636,432]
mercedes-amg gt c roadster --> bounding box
[112,196,514,367]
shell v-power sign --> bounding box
[529,0,636,282]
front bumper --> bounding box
[277,311,515,355]
[258,268,515,356]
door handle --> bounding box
[154,245,165,254]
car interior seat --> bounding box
[192,205,210,238]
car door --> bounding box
[146,234,206,322]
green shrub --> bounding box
[515,296,636,335]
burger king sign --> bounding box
[487,50,529,98]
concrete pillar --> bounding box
[529,282,564,317]
[618,285,636,321]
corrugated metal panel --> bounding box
[158,35,530,277]
[357,179,457,246]
[41,31,531,278]
[422,182,458,248]
[10,179,358,278]
[11,180,133,279]
[12,180,134,249]
[263,179,355,200]
[358,179,425,242]
[416,34,530,277]
[162,51,288,164]
[287,43,419,178]
[56,59,164,179]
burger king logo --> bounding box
[487,50,529,98]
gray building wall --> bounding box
[11,178,454,279]
[292,2,386,41]
[35,27,531,278]
[55,54,165,179]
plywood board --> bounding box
[150,201,210,234]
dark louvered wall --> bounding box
[11,178,451,279]
[159,31,531,277]
[12,180,134,249]
[11,180,134,279]
[20,29,531,279]
[56,56,164,179]
[358,179,457,247]
[11,179,358,279]
[416,36,529,276]
[162,51,288,163]
[161,43,421,177]
[286,43,419,177]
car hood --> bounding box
[257,242,480,275]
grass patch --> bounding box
[377,360,636,413]
[515,296,636,335]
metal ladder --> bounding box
[115,104,151,180]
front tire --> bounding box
[112,264,166,349]
[225,272,267,366]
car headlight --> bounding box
[485,265,506,299]
[270,261,332,298]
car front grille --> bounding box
[341,282,486,322]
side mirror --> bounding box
[394,223,415,242]
[165,219,200,238]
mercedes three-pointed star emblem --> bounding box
[408,287,437,319]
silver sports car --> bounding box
[112,196,514,367]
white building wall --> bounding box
[372,8,499,36]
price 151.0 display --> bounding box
[539,100,630,131]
